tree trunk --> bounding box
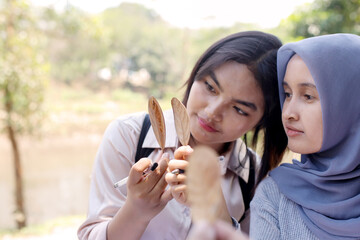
[6,108,26,229]
[3,0,27,229]
[4,82,26,229]
[4,85,26,229]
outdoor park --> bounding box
[1,0,359,239]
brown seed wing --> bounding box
[171,97,190,146]
[148,96,166,150]
[186,146,222,223]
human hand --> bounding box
[187,220,249,240]
[165,145,193,205]
[125,153,173,222]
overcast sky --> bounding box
[32,0,313,28]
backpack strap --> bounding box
[135,114,155,162]
[238,150,255,221]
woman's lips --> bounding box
[198,117,218,132]
[285,126,303,137]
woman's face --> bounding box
[282,55,323,154]
[186,61,265,152]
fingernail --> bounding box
[150,162,158,171]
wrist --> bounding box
[107,201,150,240]
[123,199,152,224]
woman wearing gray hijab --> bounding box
[251,33,360,240]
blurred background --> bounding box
[1,0,359,239]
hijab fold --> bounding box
[270,34,360,239]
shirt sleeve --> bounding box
[78,115,141,240]
[249,177,281,240]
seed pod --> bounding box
[171,97,190,146]
[148,96,166,150]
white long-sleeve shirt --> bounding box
[78,110,257,240]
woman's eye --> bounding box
[284,92,291,98]
[204,81,216,93]
[233,106,248,116]
[304,94,314,100]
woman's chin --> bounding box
[191,128,209,143]
[191,131,222,149]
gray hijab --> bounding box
[270,34,360,239]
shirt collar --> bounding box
[219,139,251,183]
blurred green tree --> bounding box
[101,3,185,97]
[39,2,265,97]
[41,6,106,87]
[0,0,48,229]
[41,3,187,96]
[284,0,360,38]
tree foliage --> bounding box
[284,0,360,39]
[0,0,48,135]
[41,6,105,86]
[99,3,186,96]
[38,2,261,97]
[0,0,48,229]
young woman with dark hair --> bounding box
[78,31,287,240]
[180,31,287,187]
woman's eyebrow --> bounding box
[209,71,257,111]
[299,83,316,89]
[283,81,316,89]
[234,99,257,111]
[209,71,223,91]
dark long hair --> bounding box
[182,31,287,186]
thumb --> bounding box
[128,158,151,185]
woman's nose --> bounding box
[282,99,299,121]
[205,100,223,122]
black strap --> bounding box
[239,150,255,221]
[135,114,155,162]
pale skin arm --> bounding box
[187,220,250,240]
[107,153,173,240]
[165,146,232,225]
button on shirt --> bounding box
[78,110,258,240]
